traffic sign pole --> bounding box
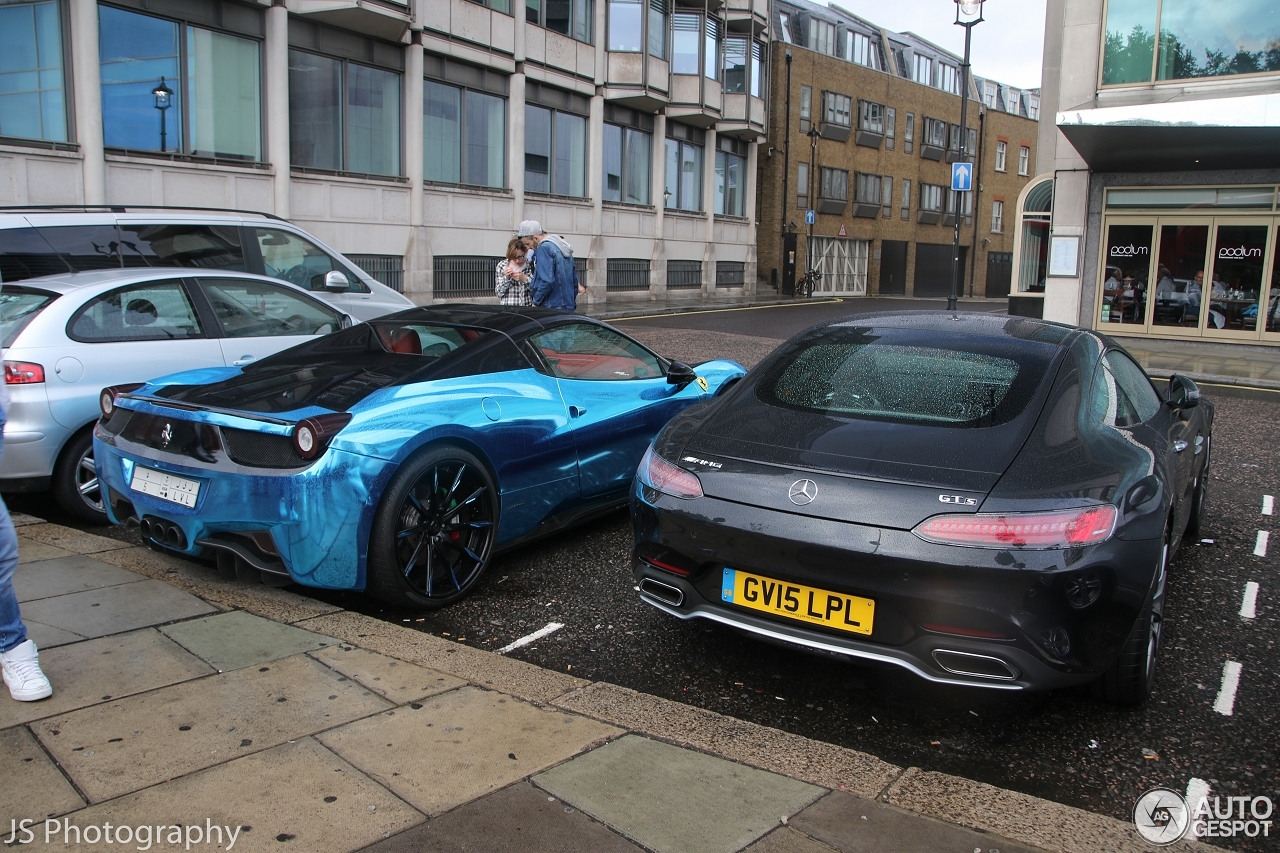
[948,6,982,312]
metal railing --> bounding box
[434,256,502,298]
[716,261,745,287]
[606,258,651,292]
[667,260,702,290]
[348,254,404,292]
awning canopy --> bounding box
[1057,92,1280,173]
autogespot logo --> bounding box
[1111,244,1149,257]
[1219,245,1263,259]
[1133,788,1275,844]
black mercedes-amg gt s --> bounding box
[631,312,1212,705]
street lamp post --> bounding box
[153,77,174,153]
[806,125,820,292]
[948,0,983,312]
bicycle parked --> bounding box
[796,268,823,297]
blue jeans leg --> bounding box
[0,430,27,654]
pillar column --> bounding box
[743,140,758,294]
[587,92,605,300]
[650,112,667,296]
[404,36,424,227]
[264,1,290,218]
[702,126,717,294]
[509,72,526,228]
[69,0,104,204]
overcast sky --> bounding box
[833,0,1048,89]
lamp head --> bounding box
[955,0,983,22]
[152,77,173,110]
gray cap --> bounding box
[516,219,545,237]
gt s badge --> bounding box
[696,376,708,392]
[938,494,977,505]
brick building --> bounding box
[757,0,1039,299]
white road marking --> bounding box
[1186,778,1211,812]
[497,622,564,654]
[1213,661,1243,716]
[1254,530,1269,557]
[1240,582,1260,620]
[1264,495,1275,516]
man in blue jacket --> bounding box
[518,220,582,310]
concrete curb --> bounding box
[65,529,1212,853]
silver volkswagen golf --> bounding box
[0,268,350,522]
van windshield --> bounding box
[0,287,58,347]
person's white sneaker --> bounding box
[2,639,53,701]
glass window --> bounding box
[1100,225,1153,326]
[254,228,343,291]
[1267,227,1280,333]
[819,167,848,202]
[609,0,642,51]
[0,224,122,278]
[554,110,586,197]
[1206,224,1267,331]
[799,85,811,128]
[1152,223,1207,327]
[68,280,205,342]
[424,81,505,188]
[881,176,892,218]
[603,123,651,205]
[797,162,808,209]
[940,64,958,94]
[920,183,942,212]
[825,92,852,127]
[118,224,245,270]
[1027,95,1039,119]
[704,17,719,79]
[290,49,400,176]
[672,14,700,73]
[809,18,835,56]
[527,0,540,23]
[856,99,881,133]
[525,104,586,197]
[100,5,261,160]
[900,178,911,219]
[530,322,663,380]
[541,0,592,43]
[714,150,745,217]
[1018,145,1030,176]
[923,117,946,147]
[903,112,913,153]
[648,0,666,58]
[982,81,997,108]
[1096,351,1162,427]
[525,103,551,193]
[0,286,57,348]
[850,31,876,68]
[1017,179,1052,293]
[1104,0,1280,84]
[854,172,880,205]
[201,278,339,338]
[885,108,895,149]
[1006,87,1020,112]
[777,11,791,43]
[664,137,702,211]
[991,199,1003,233]
[751,41,764,97]
[994,140,1007,172]
[913,53,933,85]
[0,0,67,142]
[723,37,747,93]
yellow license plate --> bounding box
[720,568,874,636]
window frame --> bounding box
[991,199,1004,234]
[714,148,746,217]
[289,47,401,176]
[809,17,836,56]
[423,77,507,189]
[797,161,809,209]
[994,140,1007,172]
[603,121,652,205]
[913,53,933,86]
[0,0,70,145]
[66,278,208,343]
[664,131,704,212]
[527,0,593,43]
[1018,145,1031,176]
[525,102,589,198]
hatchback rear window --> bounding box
[758,327,1055,427]
[0,287,58,347]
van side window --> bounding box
[253,228,369,293]
[119,224,245,270]
[0,226,122,281]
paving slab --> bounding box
[0,726,86,823]
[14,553,146,602]
[23,619,88,649]
[17,578,217,640]
[297,610,587,703]
[553,681,901,798]
[788,790,1043,853]
[317,685,621,816]
[533,734,824,853]
[61,737,423,853]
[160,609,339,672]
[309,643,467,703]
[355,781,643,853]
[12,511,46,527]
[0,628,214,729]
[30,653,392,802]
[19,523,133,554]
[18,538,76,564]
[744,827,849,853]
[95,544,343,624]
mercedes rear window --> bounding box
[0,286,58,347]
[758,326,1056,428]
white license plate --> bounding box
[130,466,201,508]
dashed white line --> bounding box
[497,622,564,654]
[1264,495,1275,516]
[1186,778,1211,811]
[1213,661,1243,716]
[1240,582,1260,620]
[1254,530,1269,557]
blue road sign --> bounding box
[805,209,816,225]
[951,162,973,192]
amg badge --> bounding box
[938,494,977,505]
[681,456,723,469]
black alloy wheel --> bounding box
[368,446,497,608]
[52,429,107,524]
[1090,525,1168,706]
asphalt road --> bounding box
[14,300,1278,851]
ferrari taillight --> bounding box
[913,505,1118,550]
[637,446,703,500]
[291,413,352,460]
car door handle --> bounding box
[233,355,256,366]
[1173,439,1188,452]
[1194,435,1205,455]
[569,405,587,418]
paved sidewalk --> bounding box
[3,518,1192,853]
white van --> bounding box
[0,207,414,322]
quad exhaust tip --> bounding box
[140,516,187,550]
[932,649,1019,681]
[639,577,684,607]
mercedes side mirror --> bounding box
[666,361,697,386]
[322,271,350,293]
[1167,374,1200,409]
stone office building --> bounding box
[1030,0,1280,344]
[0,0,768,304]
[757,0,1039,299]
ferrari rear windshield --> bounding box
[758,327,1056,427]
[371,322,488,356]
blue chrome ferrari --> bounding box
[93,306,745,607]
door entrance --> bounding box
[914,243,967,297]
[879,240,907,295]
[810,237,868,295]
[985,251,1012,297]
